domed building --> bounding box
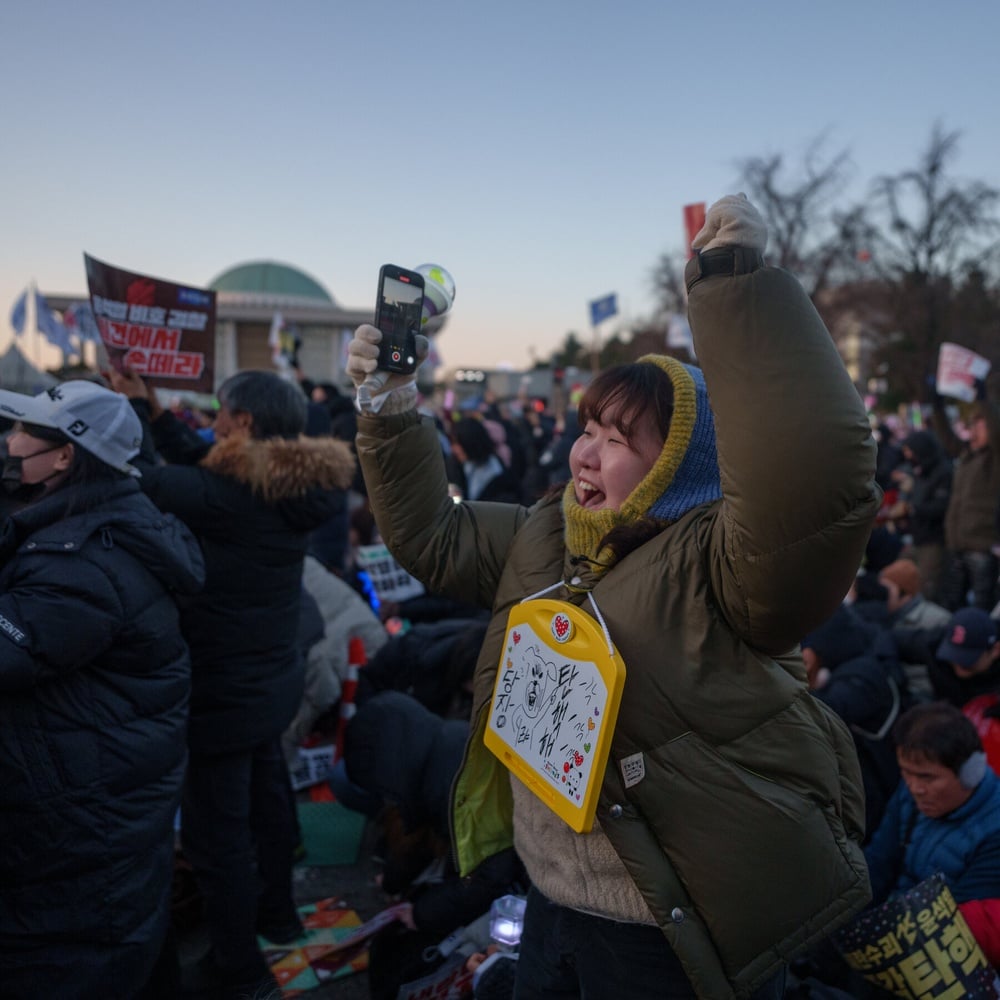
[207,260,367,383]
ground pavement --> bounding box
[179,814,387,1000]
[290,817,385,1000]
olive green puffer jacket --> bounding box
[357,256,881,998]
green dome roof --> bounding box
[208,261,335,303]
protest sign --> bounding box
[484,599,625,833]
[354,544,425,604]
[837,873,998,998]
[935,342,991,403]
[84,254,216,393]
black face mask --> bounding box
[1,444,64,504]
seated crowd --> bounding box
[5,361,1000,1000]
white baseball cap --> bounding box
[0,381,142,477]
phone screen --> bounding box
[377,272,424,372]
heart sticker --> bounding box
[550,613,573,643]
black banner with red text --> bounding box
[84,253,215,393]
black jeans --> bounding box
[182,737,298,982]
[513,887,785,1000]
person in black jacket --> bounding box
[894,430,952,603]
[110,367,356,999]
[448,416,521,503]
[801,604,909,841]
[0,380,205,998]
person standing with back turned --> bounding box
[346,195,881,999]
[109,368,356,999]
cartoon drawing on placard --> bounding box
[523,644,555,717]
[484,600,626,833]
[491,626,608,805]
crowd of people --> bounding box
[3,192,1000,1000]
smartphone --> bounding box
[374,264,425,374]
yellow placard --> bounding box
[483,598,626,833]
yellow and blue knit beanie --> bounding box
[632,355,721,522]
[563,355,721,571]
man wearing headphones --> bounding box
[864,701,1000,963]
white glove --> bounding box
[346,324,429,415]
[692,193,768,254]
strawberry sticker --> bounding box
[550,613,573,644]
[512,631,521,645]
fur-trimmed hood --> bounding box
[199,434,356,503]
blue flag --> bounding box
[9,289,27,336]
[589,293,618,326]
[34,290,74,354]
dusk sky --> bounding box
[2,1,997,373]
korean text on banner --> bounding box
[837,873,999,999]
[936,342,991,403]
[84,254,216,393]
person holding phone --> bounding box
[346,196,880,1000]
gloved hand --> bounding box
[346,324,429,415]
[692,193,768,254]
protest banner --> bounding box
[683,202,706,259]
[935,342,991,403]
[837,873,999,998]
[84,254,216,393]
[354,544,425,604]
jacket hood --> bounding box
[901,430,943,470]
[801,604,877,668]
[5,479,205,596]
[199,434,356,502]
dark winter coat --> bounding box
[0,478,204,987]
[941,400,1000,553]
[345,690,468,839]
[357,616,488,716]
[358,260,880,998]
[865,768,1000,906]
[900,430,952,547]
[802,606,908,839]
[133,405,356,754]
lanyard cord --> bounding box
[519,581,614,657]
